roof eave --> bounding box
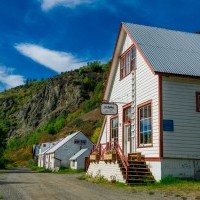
[155,71,200,79]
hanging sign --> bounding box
[100,103,118,115]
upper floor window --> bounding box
[74,139,87,145]
[111,117,118,142]
[196,92,200,112]
[120,47,136,79]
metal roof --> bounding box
[39,147,52,155]
[45,131,81,154]
[69,148,89,160]
[123,23,200,77]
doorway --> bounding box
[124,124,131,156]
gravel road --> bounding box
[0,167,188,200]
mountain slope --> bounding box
[0,61,108,138]
[0,61,110,166]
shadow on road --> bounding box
[0,167,35,174]
[0,181,33,185]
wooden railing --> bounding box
[114,142,129,181]
[88,142,129,182]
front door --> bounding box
[124,124,131,156]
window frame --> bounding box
[137,101,153,148]
[120,46,136,79]
[110,116,119,143]
[196,92,200,112]
[123,105,132,144]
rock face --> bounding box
[15,76,82,137]
[0,66,104,138]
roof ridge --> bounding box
[123,22,200,36]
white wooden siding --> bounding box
[45,132,92,170]
[99,122,107,144]
[105,33,133,148]
[163,77,200,158]
[135,50,159,157]
[146,161,161,181]
[55,133,92,167]
[122,33,132,53]
[87,161,125,183]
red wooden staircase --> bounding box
[86,142,155,185]
[118,152,155,185]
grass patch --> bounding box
[79,174,200,197]
[78,173,109,184]
[31,166,52,173]
[55,167,85,174]
[0,195,3,199]
[26,159,51,173]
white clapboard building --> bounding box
[87,23,200,183]
[44,131,93,170]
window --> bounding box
[74,139,87,145]
[196,92,200,112]
[120,47,136,79]
[111,117,118,142]
[123,106,131,142]
[124,106,131,123]
[138,103,152,146]
[74,139,80,144]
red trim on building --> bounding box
[144,157,161,161]
[158,75,163,158]
[122,103,132,153]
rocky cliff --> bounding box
[0,62,108,139]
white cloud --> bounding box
[41,0,93,11]
[0,66,25,91]
[15,43,86,73]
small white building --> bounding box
[45,131,93,170]
[37,141,59,167]
[69,148,90,170]
[87,22,200,183]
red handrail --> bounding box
[88,142,129,182]
[114,142,129,181]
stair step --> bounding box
[128,160,145,163]
[128,169,150,172]
[117,153,155,184]
[128,174,154,178]
[128,172,152,175]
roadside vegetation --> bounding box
[79,175,200,198]
[55,167,84,174]
[27,160,84,174]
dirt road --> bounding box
[0,167,187,200]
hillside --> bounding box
[0,61,110,167]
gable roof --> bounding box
[39,147,52,155]
[45,131,81,154]
[104,22,200,101]
[123,22,200,77]
[69,148,89,160]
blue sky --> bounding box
[0,0,200,91]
